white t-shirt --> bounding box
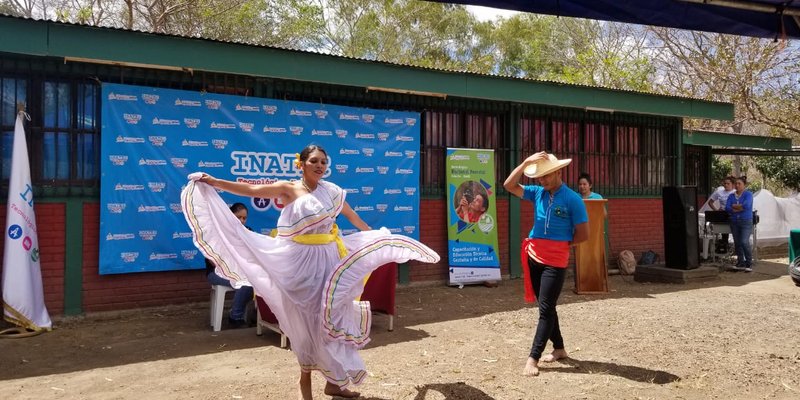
[709,186,734,209]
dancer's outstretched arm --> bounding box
[340,201,371,231]
[197,173,294,200]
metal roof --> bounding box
[684,130,797,155]
[0,14,734,120]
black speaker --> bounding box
[662,186,699,269]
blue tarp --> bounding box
[437,0,800,39]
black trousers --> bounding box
[528,257,566,360]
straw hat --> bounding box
[523,154,572,178]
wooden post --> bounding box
[574,199,609,294]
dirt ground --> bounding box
[2,257,800,400]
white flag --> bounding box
[2,112,51,330]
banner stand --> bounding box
[445,148,501,286]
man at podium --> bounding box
[504,151,588,378]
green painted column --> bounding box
[508,108,522,279]
[676,124,685,186]
[64,198,84,316]
[706,148,714,194]
[398,262,409,285]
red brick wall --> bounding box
[408,199,513,282]
[496,199,510,277]
[0,203,66,315]
[606,198,665,262]
[2,197,668,316]
[412,197,666,281]
[409,199,448,281]
[81,203,208,312]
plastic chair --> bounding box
[210,284,234,332]
[255,295,288,348]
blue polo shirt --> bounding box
[523,184,588,241]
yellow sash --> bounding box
[290,224,370,295]
[291,224,348,259]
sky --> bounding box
[466,5,520,22]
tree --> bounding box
[1,0,50,17]
[489,14,575,78]
[8,0,489,70]
[311,0,488,71]
[558,20,654,91]
[650,29,800,138]
[711,155,732,187]
[754,156,800,192]
[0,0,23,15]
[6,0,798,143]
[487,16,655,91]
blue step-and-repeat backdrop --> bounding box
[100,83,421,274]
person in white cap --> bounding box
[504,151,589,377]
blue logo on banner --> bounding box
[100,83,421,274]
[8,224,22,240]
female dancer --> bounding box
[181,144,439,399]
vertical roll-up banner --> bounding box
[446,148,501,285]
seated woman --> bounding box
[205,202,254,328]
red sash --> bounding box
[521,238,536,303]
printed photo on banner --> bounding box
[453,180,489,226]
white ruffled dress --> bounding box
[181,176,440,388]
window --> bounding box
[421,111,505,195]
[613,125,641,189]
[684,145,709,192]
[1,78,27,180]
[422,111,460,193]
[550,120,580,184]
[519,113,678,196]
[519,116,546,185]
[583,123,611,188]
[466,113,505,192]
[520,117,547,151]
[40,81,99,182]
[641,127,668,188]
[42,81,71,180]
[76,83,98,180]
